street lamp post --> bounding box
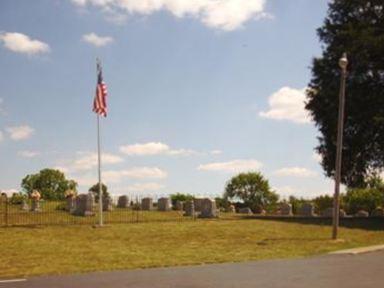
[332,52,348,240]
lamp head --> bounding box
[339,52,348,71]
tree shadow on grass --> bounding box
[235,216,384,231]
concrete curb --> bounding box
[330,244,384,255]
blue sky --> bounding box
[0,0,335,199]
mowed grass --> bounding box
[1,218,384,278]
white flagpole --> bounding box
[96,58,103,227]
[97,114,103,226]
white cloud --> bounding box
[210,150,223,155]
[126,182,165,192]
[0,131,3,142]
[71,0,270,31]
[259,87,310,124]
[120,142,197,156]
[18,150,40,158]
[71,152,124,171]
[6,125,34,140]
[0,32,50,55]
[97,167,168,184]
[198,159,262,173]
[82,33,114,47]
[273,167,317,178]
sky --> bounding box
[0,0,336,200]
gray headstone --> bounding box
[31,199,41,212]
[175,200,184,211]
[199,198,218,218]
[227,205,236,213]
[117,195,129,208]
[21,200,29,211]
[158,197,171,211]
[280,203,292,216]
[193,198,204,212]
[299,203,315,217]
[355,210,369,217]
[66,197,76,213]
[141,197,153,211]
[321,207,346,218]
[184,200,195,217]
[371,207,384,217]
[102,196,113,211]
[73,193,94,216]
[238,207,253,214]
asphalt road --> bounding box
[2,250,384,288]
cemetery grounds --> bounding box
[1,199,384,278]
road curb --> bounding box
[330,244,384,255]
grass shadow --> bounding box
[235,215,384,231]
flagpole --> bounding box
[97,113,103,226]
[96,58,103,227]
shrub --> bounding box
[170,193,194,207]
[344,188,384,214]
[313,195,334,213]
[9,192,27,205]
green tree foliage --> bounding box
[89,183,109,202]
[306,0,384,187]
[169,193,194,206]
[288,196,310,215]
[313,194,336,213]
[344,188,384,214]
[21,169,77,201]
[224,172,279,213]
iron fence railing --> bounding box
[0,196,194,227]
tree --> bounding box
[306,0,384,187]
[89,183,109,202]
[21,169,77,200]
[224,172,279,212]
[344,187,384,214]
[169,193,194,206]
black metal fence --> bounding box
[0,196,194,227]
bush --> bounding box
[344,188,384,214]
[170,193,194,207]
[288,196,310,214]
[313,195,334,214]
[9,192,27,205]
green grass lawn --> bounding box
[1,218,384,278]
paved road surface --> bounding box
[2,251,383,288]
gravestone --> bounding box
[184,200,195,217]
[199,198,218,218]
[158,197,171,211]
[280,203,292,216]
[66,197,76,213]
[371,207,384,217]
[73,193,94,216]
[31,199,41,212]
[227,205,236,213]
[355,210,369,217]
[193,198,204,212]
[299,203,315,217]
[141,198,153,211]
[117,195,129,208]
[238,207,253,214]
[21,199,29,211]
[321,207,334,217]
[102,196,113,211]
[175,200,184,211]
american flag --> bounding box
[93,59,108,117]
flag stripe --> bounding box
[93,62,108,117]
